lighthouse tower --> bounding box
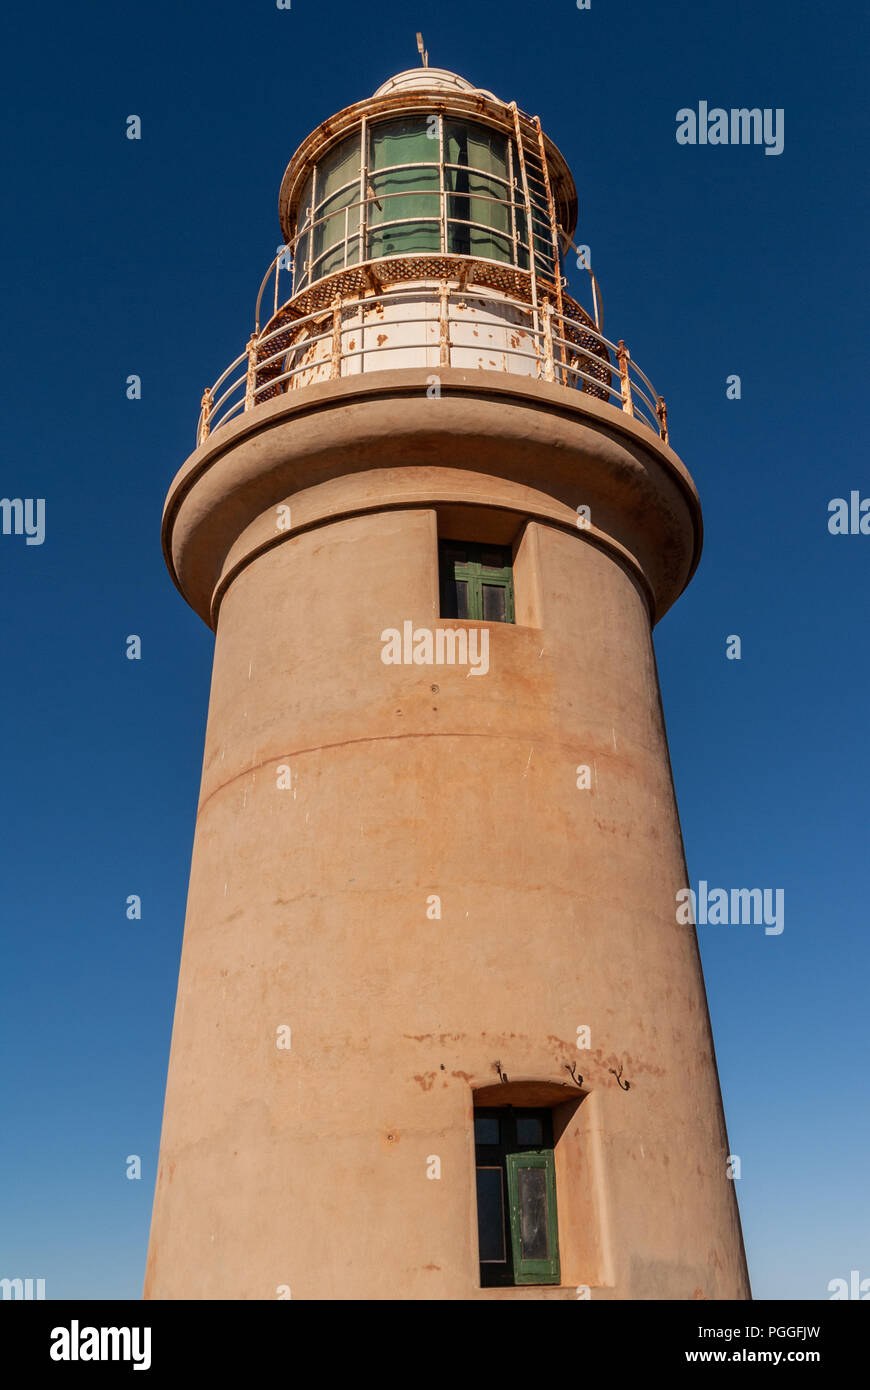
[146,59,750,1301]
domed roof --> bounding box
[372,67,498,101]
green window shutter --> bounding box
[439,541,514,624]
[505,1150,560,1285]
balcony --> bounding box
[195,266,669,450]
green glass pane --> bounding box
[517,1166,550,1261]
[319,182,360,219]
[482,584,507,623]
[446,175,511,236]
[311,241,351,281]
[368,223,440,259]
[368,168,438,225]
[312,201,360,262]
[471,227,512,262]
[370,116,436,171]
[316,133,361,206]
[294,231,310,287]
[448,224,511,263]
[445,120,508,180]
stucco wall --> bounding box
[146,468,748,1299]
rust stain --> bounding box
[413,1072,436,1091]
[377,333,388,346]
[593,817,631,837]
[451,1070,473,1082]
[423,1264,441,1271]
[692,1288,708,1300]
[404,1032,465,1044]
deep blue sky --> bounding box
[1,0,867,1301]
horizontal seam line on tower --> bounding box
[196,728,651,817]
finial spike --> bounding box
[416,32,429,67]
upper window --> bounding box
[439,540,514,624]
[474,1107,561,1287]
[291,116,557,293]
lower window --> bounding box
[474,1107,560,1286]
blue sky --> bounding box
[0,0,867,1300]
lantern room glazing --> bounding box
[290,113,559,295]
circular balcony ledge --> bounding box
[162,368,702,630]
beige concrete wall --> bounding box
[147,403,749,1299]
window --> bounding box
[439,540,514,624]
[368,116,440,259]
[290,116,560,294]
[445,120,512,265]
[474,1107,561,1287]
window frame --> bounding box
[474,1106,561,1288]
[439,540,515,625]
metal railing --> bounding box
[195,280,670,449]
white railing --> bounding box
[195,281,669,448]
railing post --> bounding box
[617,339,633,417]
[541,301,556,383]
[438,280,450,369]
[330,295,343,380]
[244,333,258,411]
[656,395,669,444]
[197,387,213,446]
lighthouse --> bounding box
[146,57,750,1300]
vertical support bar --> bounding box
[197,387,213,445]
[617,339,633,416]
[331,295,343,379]
[438,111,446,255]
[438,280,450,368]
[656,395,669,444]
[358,116,368,268]
[273,254,280,317]
[244,334,258,411]
[308,163,317,286]
[507,137,519,270]
[541,300,556,383]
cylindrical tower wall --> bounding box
[147,378,748,1300]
